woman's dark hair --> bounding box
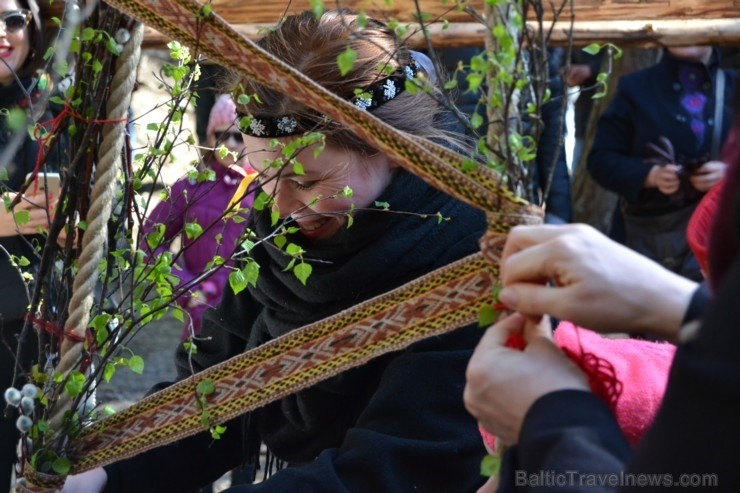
[15,0,45,79]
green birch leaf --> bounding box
[184,222,203,239]
[244,261,260,288]
[229,269,247,295]
[128,355,144,374]
[582,43,602,55]
[478,305,498,327]
[480,454,501,477]
[52,457,71,475]
[65,371,85,398]
[309,0,324,19]
[285,243,302,256]
[337,47,357,76]
[81,27,95,41]
[197,379,215,396]
[294,262,312,286]
[104,363,115,383]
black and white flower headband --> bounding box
[237,55,423,138]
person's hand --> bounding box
[499,224,698,339]
[464,313,589,446]
[59,467,107,493]
[0,192,53,237]
[689,160,727,192]
[563,64,593,87]
[644,164,680,195]
[56,223,73,248]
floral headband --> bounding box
[237,55,423,138]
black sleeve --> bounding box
[497,390,631,493]
[623,257,740,492]
[223,329,487,493]
[680,282,711,325]
[587,80,651,202]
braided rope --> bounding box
[48,23,143,431]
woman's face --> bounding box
[209,124,248,168]
[667,46,712,65]
[0,0,30,86]
[245,138,395,241]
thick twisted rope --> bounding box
[47,23,144,431]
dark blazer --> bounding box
[588,50,737,217]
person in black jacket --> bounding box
[464,109,740,491]
[63,10,488,493]
[0,0,61,490]
[588,47,737,281]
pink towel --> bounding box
[479,322,675,452]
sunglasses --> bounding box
[0,10,31,34]
[214,130,243,142]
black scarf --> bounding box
[0,78,50,321]
[242,169,486,463]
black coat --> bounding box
[588,50,737,217]
[104,172,489,493]
[0,80,56,322]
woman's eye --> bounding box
[293,180,317,191]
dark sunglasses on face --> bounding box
[214,130,243,142]
[0,10,31,34]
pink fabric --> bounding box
[479,322,676,452]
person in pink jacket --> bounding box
[141,94,253,339]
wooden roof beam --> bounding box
[142,18,740,50]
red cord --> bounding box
[28,102,129,186]
[504,327,623,412]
